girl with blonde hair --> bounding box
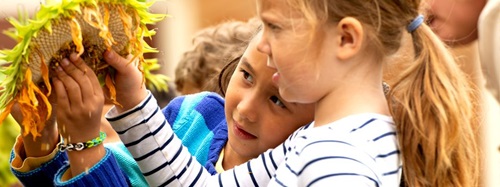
[53,0,480,186]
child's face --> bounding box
[224,35,315,161]
[424,0,486,45]
[256,0,339,104]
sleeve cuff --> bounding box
[11,135,60,172]
[54,148,129,186]
[105,91,158,132]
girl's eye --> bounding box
[242,69,254,83]
[266,22,280,31]
[270,95,286,108]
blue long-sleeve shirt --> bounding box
[160,91,228,174]
[10,143,142,187]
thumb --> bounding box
[104,50,131,73]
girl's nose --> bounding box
[256,31,271,56]
[266,56,276,68]
[256,32,276,69]
[236,93,258,123]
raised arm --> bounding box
[107,92,291,186]
[9,100,61,186]
[103,49,292,186]
[51,53,129,186]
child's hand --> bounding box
[53,53,104,143]
[103,50,147,113]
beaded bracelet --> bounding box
[58,131,107,152]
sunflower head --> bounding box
[0,0,169,139]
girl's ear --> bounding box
[335,17,363,60]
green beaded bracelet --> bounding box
[58,132,107,152]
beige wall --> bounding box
[151,0,255,82]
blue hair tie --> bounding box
[407,15,424,33]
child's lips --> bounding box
[272,72,280,86]
[233,122,257,140]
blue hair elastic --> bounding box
[407,15,424,33]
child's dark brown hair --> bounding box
[204,19,262,96]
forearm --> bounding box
[9,101,59,159]
[107,92,282,186]
[19,118,59,158]
[108,92,205,186]
[58,122,106,179]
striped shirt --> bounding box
[107,92,401,186]
[268,114,401,186]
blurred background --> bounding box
[0,0,255,186]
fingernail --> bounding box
[70,53,79,61]
[61,59,69,67]
[105,50,114,59]
[56,65,63,72]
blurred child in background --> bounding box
[424,0,500,186]
[175,18,260,95]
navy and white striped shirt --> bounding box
[107,92,401,186]
[269,114,401,186]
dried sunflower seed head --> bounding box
[0,0,169,139]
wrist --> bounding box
[59,119,102,143]
[59,131,106,152]
[116,88,148,113]
[22,126,59,157]
[66,144,106,179]
[62,131,107,178]
[61,130,101,146]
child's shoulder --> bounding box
[298,114,396,151]
[311,113,394,134]
[163,91,226,130]
[295,114,399,163]
[164,91,224,112]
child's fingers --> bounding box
[103,50,136,73]
[60,57,85,79]
[54,64,82,106]
[69,53,88,74]
[69,53,102,96]
[61,56,95,101]
[52,76,70,112]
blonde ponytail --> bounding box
[276,0,482,185]
[389,25,481,187]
